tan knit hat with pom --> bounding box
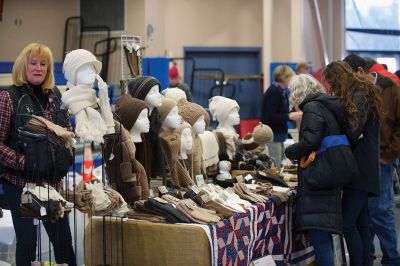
[177,99,206,126]
[253,123,273,144]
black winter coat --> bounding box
[343,91,380,196]
[285,93,344,233]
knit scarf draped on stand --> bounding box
[215,128,239,160]
[62,84,114,143]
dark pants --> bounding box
[3,183,76,266]
[309,229,334,266]
[369,163,400,266]
[342,188,370,266]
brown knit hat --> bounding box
[115,94,148,131]
[158,96,177,123]
[242,133,259,151]
[253,123,273,144]
[177,99,206,126]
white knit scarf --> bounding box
[62,84,114,143]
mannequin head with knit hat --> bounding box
[115,94,149,143]
[209,96,240,132]
[177,99,206,134]
[159,96,181,130]
[128,76,162,114]
[178,122,193,159]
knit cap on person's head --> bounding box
[63,49,102,86]
[169,65,179,79]
[163,88,187,102]
[177,99,206,126]
[128,76,161,100]
[158,96,178,123]
[253,123,273,144]
[208,96,239,124]
[115,94,148,131]
[242,133,259,151]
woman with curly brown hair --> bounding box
[323,60,382,266]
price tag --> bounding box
[196,175,205,187]
[251,255,276,266]
[40,206,47,216]
[236,175,244,182]
[158,186,168,194]
[190,185,200,194]
[153,197,169,204]
[200,193,211,203]
[244,174,253,181]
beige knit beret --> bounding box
[253,123,273,144]
[177,99,206,126]
[63,49,102,86]
[163,88,187,102]
[208,96,239,124]
[158,96,178,123]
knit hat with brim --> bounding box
[242,133,259,151]
[177,99,205,126]
[115,94,148,131]
[63,49,102,86]
[158,96,177,123]
[163,88,187,102]
[253,123,273,144]
[209,96,239,124]
[128,76,161,100]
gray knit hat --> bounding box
[253,123,273,144]
[63,49,102,86]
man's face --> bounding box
[356,67,375,83]
[170,77,179,86]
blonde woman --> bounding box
[261,65,302,167]
[284,74,343,266]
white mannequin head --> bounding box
[192,115,206,134]
[129,108,150,143]
[144,85,162,113]
[180,127,193,159]
[218,108,240,131]
[161,106,181,130]
[75,63,96,85]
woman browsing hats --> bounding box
[284,74,344,266]
[0,43,76,266]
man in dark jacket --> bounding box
[344,54,400,266]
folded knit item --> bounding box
[183,189,197,199]
[193,191,234,218]
[161,194,181,205]
[269,191,289,207]
[144,198,191,223]
[233,182,268,203]
[253,182,274,196]
[134,201,169,218]
[176,199,221,224]
[201,185,245,213]
[95,187,125,216]
[65,181,94,213]
[27,115,75,148]
[125,209,167,223]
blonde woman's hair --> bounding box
[272,65,295,83]
[288,74,325,108]
[12,43,55,92]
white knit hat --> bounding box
[162,87,187,102]
[63,49,102,86]
[209,96,239,123]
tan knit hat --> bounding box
[63,49,102,86]
[177,99,206,126]
[115,94,148,131]
[177,121,192,135]
[209,96,239,123]
[253,123,273,144]
[158,96,177,123]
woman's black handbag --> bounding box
[300,104,358,190]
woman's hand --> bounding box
[289,111,303,122]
